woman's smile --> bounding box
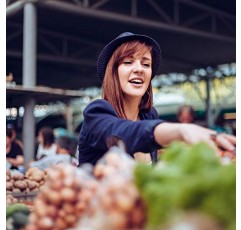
[128,77,145,88]
[118,51,152,98]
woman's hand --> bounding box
[155,122,236,152]
[212,132,236,152]
[179,124,236,152]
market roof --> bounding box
[6,84,85,107]
[6,0,236,90]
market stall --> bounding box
[7,84,85,169]
[6,142,236,230]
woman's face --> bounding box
[6,136,11,153]
[37,132,43,144]
[118,50,152,100]
[178,110,194,123]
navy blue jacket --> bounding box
[78,99,163,165]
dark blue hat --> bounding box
[97,32,162,82]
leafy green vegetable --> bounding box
[134,142,236,230]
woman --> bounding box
[78,32,236,165]
[36,127,57,160]
[176,105,195,124]
[6,128,24,170]
[7,124,24,151]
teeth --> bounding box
[129,79,143,84]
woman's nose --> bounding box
[133,61,143,73]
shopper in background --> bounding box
[7,124,24,151]
[6,128,24,170]
[55,136,78,166]
[176,105,195,124]
[30,136,78,170]
[78,32,236,166]
[36,126,57,160]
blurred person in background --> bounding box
[30,136,78,170]
[7,123,24,151]
[55,136,78,166]
[6,127,24,170]
[176,105,195,124]
[78,32,236,166]
[36,126,57,160]
[54,127,79,157]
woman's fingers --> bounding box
[180,124,212,144]
[214,133,236,151]
[179,124,236,153]
[224,133,236,145]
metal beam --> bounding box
[147,0,173,23]
[23,97,35,169]
[182,12,210,27]
[173,0,179,25]
[7,50,96,66]
[205,76,213,127]
[6,0,25,17]
[22,2,37,169]
[42,0,235,43]
[7,49,200,70]
[71,0,81,5]
[131,0,137,17]
[6,30,22,42]
[83,0,89,7]
[7,0,13,6]
[38,34,61,55]
[39,27,103,48]
[218,16,236,33]
[23,2,37,86]
[7,22,104,48]
[91,0,111,9]
[70,46,93,58]
[6,0,39,18]
[178,0,235,20]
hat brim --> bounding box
[97,33,162,82]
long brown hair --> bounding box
[39,127,55,147]
[102,41,153,119]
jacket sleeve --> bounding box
[81,99,163,155]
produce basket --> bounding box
[11,191,38,202]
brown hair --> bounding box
[39,127,55,147]
[102,41,153,119]
[177,105,195,122]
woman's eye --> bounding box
[123,61,132,64]
[143,63,150,67]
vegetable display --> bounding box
[22,146,146,230]
[23,164,96,230]
[6,141,236,230]
[6,168,47,196]
[134,141,236,230]
[6,203,30,230]
[75,147,146,230]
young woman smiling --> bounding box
[78,32,236,165]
